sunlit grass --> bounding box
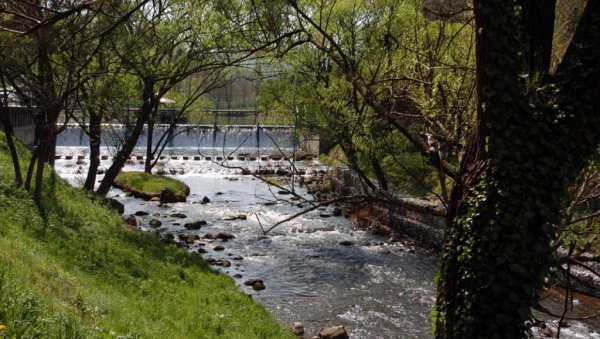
[115,171,190,198]
[0,133,293,338]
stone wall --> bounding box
[330,167,600,296]
[330,167,446,248]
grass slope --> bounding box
[0,133,292,339]
[114,171,190,200]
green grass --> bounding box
[0,133,293,338]
[114,171,190,199]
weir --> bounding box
[56,124,316,156]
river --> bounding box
[53,124,600,338]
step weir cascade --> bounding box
[56,124,311,156]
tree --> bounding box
[433,1,600,337]
[0,0,109,203]
[94,0,235,193]
[263,0,475,200]
[0,0,148,203]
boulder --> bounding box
[289,322,305,336]
[244,278,263,286]
[207,259,231,267]
[134,211,149,216]
[214,245,225,251]
[197,248,207,254]
[150,197,161,202]
[184,220,207,230]
[203,233,216,240]
[201,196,211,204]
[244,278,265,290]
[124,215,137,227]
[224,214,247,221]
[252,281,265,290]
[216,232,236,240]
[106,198,124,214]
[339,240,354,246]
[170,213,187,218]
[180,234,200,243]
[333,208,343,216]
[317,325,349,339]
[149,219,162,228]
[160,188,186,204]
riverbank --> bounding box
[0,133,293,338]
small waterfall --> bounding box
[56,124,296,155]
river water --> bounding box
[53,125,600,338]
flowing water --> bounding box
[53,125,600,339]
[57,124,296,156]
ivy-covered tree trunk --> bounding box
[434,1,600,338]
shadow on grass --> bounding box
[43,172,214,275]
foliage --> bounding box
[0,133,293,338]
[258,0,475,198]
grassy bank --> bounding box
[0,133,293,338]
[114,171,190,201]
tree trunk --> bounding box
[1,108,23,186]
[33,127,51,204]
[434,1,600,337]
[96,82,156,196]
[84,111,102,191]
[144,118,154,173]
[370,158,388,191]
[24,145,39,191]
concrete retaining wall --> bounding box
[330,167,446,248]
[330,167,600,296]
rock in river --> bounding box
[213,245,225,251]
[134,211,149,216]
[216,232,236,240]
[289,322,304,336]
[201,196,211,204]
[184,220,207,230]
[244,279,265,290]
[207,259,231,267]
[159,188,186,204]
[224,214,247,221]
[106,198,124,214]
[124,215,137,227]
[317,325,349,339]
[149,219,162,228]
[179,233,200,243]
[170,213,187,218]
[252,281,265,290]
